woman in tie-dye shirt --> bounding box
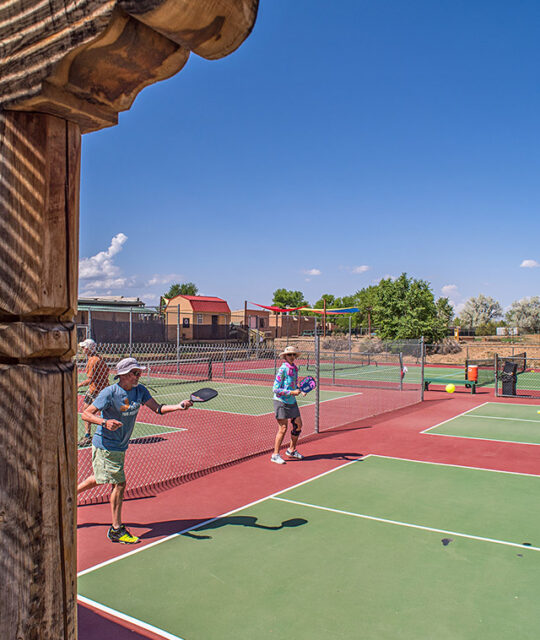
[271,345,304,465]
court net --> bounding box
[142,358,212,389]
[76,339,424,505]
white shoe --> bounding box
[271,453,286,465]
[286,449,304,460]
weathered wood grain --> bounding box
[0,0,259,132]
[0,111,80,318]
[0,322,74,360]
[0,362,77,639]
[0,110,78,639]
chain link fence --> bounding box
[76,337,424,505]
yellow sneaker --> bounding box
[107,525,140,544]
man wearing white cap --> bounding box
[77,357,193,544]
[271,345,305,464]
[77,338,110,447]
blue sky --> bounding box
[79,0,540,313]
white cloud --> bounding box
[79,233,128,279]
[146,273,184,287]
[441,284,459,297]
[520,259,540,268]
[352,265,370,274]
[440,284,463,312]
[303,268,321,276]
[79,235,185,302]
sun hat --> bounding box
[279,345,300,358]
[78,338,96,350]
[115,357,147,377]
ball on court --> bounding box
[445,384,456,394]
[537,410,540,414]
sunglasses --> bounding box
[131,370,142,377]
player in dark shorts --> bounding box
[271,345,304,465]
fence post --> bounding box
[349,315,352,358]
[315,333,320,434]
[223,343,227,378]
[129,308,133,356]
[88,308,93,339]
[399,352,404,391]
[420,337,425,401]
[332,350,336,384]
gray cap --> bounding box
[78,338,96,350]
[115,357,147,377]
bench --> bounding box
[424,377,477,394]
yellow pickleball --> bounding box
[446,384,456,394]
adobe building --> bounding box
[164,295,232,340]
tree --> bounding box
[505,297,540,333]
[163,282,198,299]
[373,273,447,342]
[459,295,502,328]
[313,294,336,309]
[436,297,454,328]
[272,288,308,309]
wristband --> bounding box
[157,404,164,415]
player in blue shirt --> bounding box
[77,357,192,544]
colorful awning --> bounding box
[250,303,360,314]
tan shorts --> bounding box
[92,446,126,484]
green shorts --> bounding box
[92,446,126,484]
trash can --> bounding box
[501,361,518,396]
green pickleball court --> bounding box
[424,402,540,445]
[78,456,540,640]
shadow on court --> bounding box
[183,515,308,540]
[301,452,364,461]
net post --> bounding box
[332,350,336,384]
[494,353,499,397]
[420,336,425,401]
[315,333,320,433]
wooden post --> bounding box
[0,3,259,637]
[0,111,79,640]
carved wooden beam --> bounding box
[0,0,258,132]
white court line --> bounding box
[423,431,540,447]
[420,402,490,435]
[77,456,362,577]
[369,453,540,477]
[421,402,540,446]
[165,391,364,417]
[78,595,185,640]
[467,414,540,424]
[271,495,540,552]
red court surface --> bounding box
[77,387,540,639]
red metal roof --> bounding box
[167,295,231,313]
